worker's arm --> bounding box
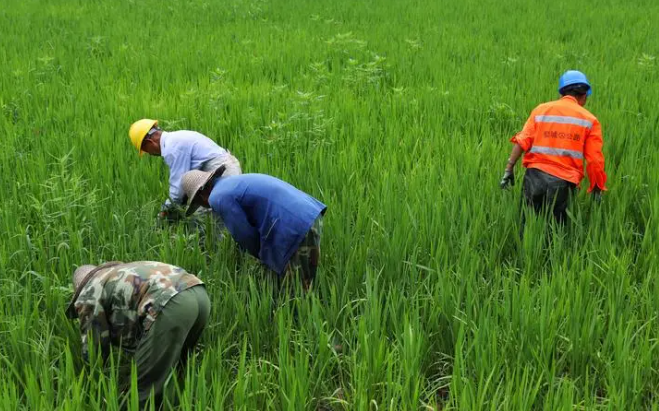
[510,111,536,153]
[584,119,607,193]
[165,146,193,204]
[75,290,111,364]
[501,112,535,189]
[213,196,260,258]
[505,143,524,171]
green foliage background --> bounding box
[0,0,658,409]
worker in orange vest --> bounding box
[500,70,607,225]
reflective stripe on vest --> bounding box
[535,115,593,129]
[529,145,584,160]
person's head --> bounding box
[72,265,97,290]
[181,165,227,216]
[65,264,98,319]
[66,261,123,319]
[558,70,592,107]
[128,119,162,156]
[195,184,214,207]
[560,83,590,106]
[140,127,162,155]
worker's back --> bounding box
[72,261,202,352]
[208,174,327,274]
[518,96,601,185]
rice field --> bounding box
[1,0,658,409]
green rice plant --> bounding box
[1,0,658,409]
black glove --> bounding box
[500,169,515,189]
[592,188,602,204]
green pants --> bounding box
[135,285,210,408]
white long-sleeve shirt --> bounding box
[160,130,227,203]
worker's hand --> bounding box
[592,187,602,204]
[159,209,184,223]
[158,200,184,223]
[500,168,515,189]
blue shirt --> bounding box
[160,130,227,203]
[208,174,327,275]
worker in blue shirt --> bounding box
[180,166,327,290]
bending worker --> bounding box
[181,166,327,291]
[128,119,242,222]
[500,70,607,225]
[66,261,210,409]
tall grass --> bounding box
[1,0,658,409]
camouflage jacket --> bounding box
[72,261,203,361]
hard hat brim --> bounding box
[129,119,158,157]
[558,83,592,97]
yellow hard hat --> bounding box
[128,119,158,156]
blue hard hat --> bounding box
[558,70,592,96]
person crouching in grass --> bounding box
[180,166,327,291]
[66,261,210,409]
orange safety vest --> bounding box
[511,96,607,192]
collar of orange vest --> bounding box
[560,95,579,104]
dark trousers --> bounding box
[285,216,323,291]
[521,168,576,227]
[135,285,210,409]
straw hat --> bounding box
[73,265,97,289]
[66,261,123,318]
[182,165,226,216]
